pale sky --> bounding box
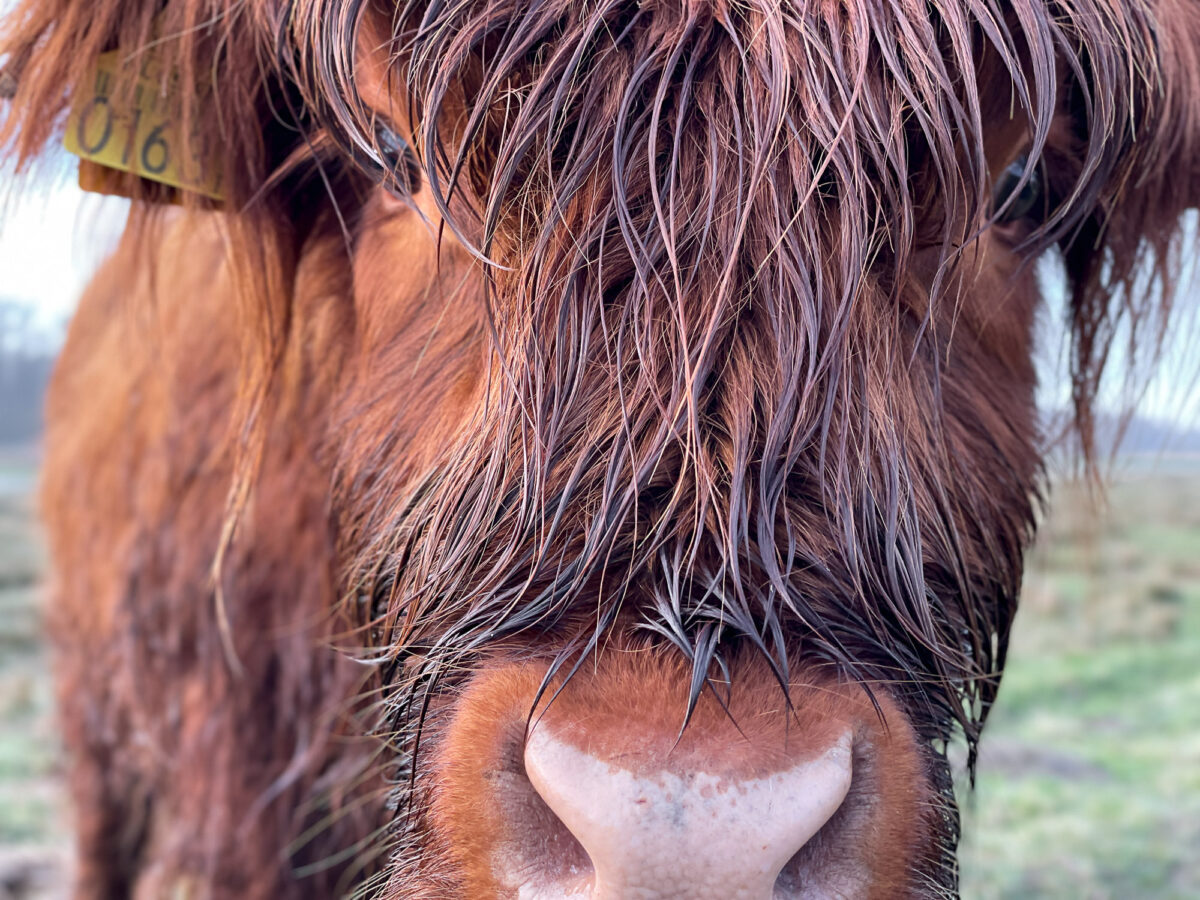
[1,166,128,335]
[1,161,1197,431]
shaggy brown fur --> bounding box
[3,0,1199,896]
[37,209,389,897]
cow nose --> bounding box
[523,726,854,900]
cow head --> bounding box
[3,0,1198,896]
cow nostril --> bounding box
[484,733,597,896]
[522,726,854,900]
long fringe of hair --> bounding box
[4,0,1198,892]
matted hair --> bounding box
[278,0,1200,745]
[3,0,1199,892]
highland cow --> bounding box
[1,0,1198,897]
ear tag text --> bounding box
[64,49,224,201]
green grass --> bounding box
[960,474,1200,899]
[0,465,68,893]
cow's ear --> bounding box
[0,0,295,207]
[1131,0,1200,225]
[1071,0,1200,248]
[1058,0,1200,461]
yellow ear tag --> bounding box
[64,50,225,201]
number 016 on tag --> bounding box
[64,51,224,201]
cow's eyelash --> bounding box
[992,155,1046,225]
[374,121,421,196]
[351,119,421,197]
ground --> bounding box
[0,452,68,899]
[959,466,1200,899]
[0,450,1197,898]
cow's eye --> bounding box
[992,155,1044,225]
[373,121,421,196]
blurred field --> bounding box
[0,451,1197,898]
[960,464,1200,899]
[0,453,68,899]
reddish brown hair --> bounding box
[4,0,1199,894]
